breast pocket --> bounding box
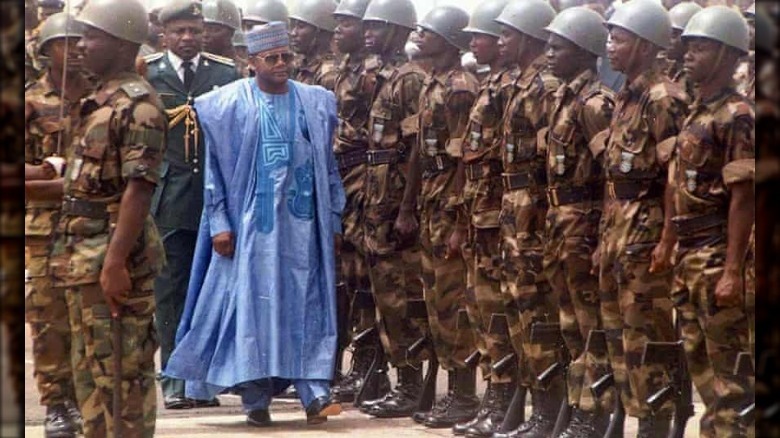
[677,131,716,195]
[68,130,108,195]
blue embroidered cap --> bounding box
[247,21,290,55]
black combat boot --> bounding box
[560,408,610,438]
[556,406,586,438]
[423,368,480,428]
[452,380,493,436]
[65,399,83,433]
[413,369,456,424]
[513,383,564,437]
[464,381,515,437]
[365,366,422,418]
[637,413,672,438]
[493,388,541,438]
[44,404,78,438]
[332,344,373,403]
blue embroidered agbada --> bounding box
[164,78,346,402]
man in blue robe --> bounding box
[163,21,347,427]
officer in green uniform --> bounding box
[242,0,289,31]
[145,0,240,411]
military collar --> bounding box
[692,86,738,110]
[620,65,662,100]
[560,68,598,99]
[166,50,201,73]
[341,52,365,73]
[515,54,547,90]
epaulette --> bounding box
[120,80,151,99]
[201,52,235,66]
[144,52,164,63]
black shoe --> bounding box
[64,400,83,434]
[413,409,432,424]
[425,368,480,428]
[306,396,343,425]
[163,395,193,410]
[366,366,422,419]
[358,389,395,413]
[190,398,221,408]
[44,404,78,438]
[559,408,610,438]
[453,411,486,436]
[637,414,671,438]
[464,382,515,438]
[507,387,562,438]
[246,409,272,427]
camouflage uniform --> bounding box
[664,58,695,100]
[363,54,428,367]
[25,27,41,84]
[24,72,84,408]
[670,87,754,437]
[292,53,340,91]
[598,66,688,419]
[734,51,755,100]
[50,71,166,438]
[417,66,478,371]
[499,54,560,389]
[333,52,375,347]
[542,68,614,411]
[461,67,516,383]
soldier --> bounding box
[734,2,755,99]
[25,0,41,84]
[536,7,615,438]
[288,0,339,90]
[393,4,481,426]
[667,1,703,96]
[597,1,689,436]
[144,0,240,411]
[23,13,90,437]
[356,0,431,419]
[38,0,64,22]
[655,7,755,437]
[241,0,289,32]
[328,0,380,403]
[442,0,516,435]
[49,0,167,435]
[202,0,246,73]
[491,0,562,436]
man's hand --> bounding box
[715,269,743,308]
[649,239,674,274]
[394,210,418,238]
[212,231,234,257]
[446,227,465,260]
[100,260,131,318]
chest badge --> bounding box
[470,127,481,152]
[505,143,515,164]
[555,154,566,175]
[372,122,384,144]
[619,151,634,173]
[425,133,438,157]
[685,169,698,192]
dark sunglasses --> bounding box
[256,52,295,66]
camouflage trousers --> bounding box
[501,189,555,389]
[25,242,76,407]
[599,240,676,418]
[420,201,476,371]
[2,235,24,407]
[66,275,158,438]
[367,245,429,367]
[544,234,606,408]
[673,242,753,438]
[338,244,377,349]
[462,226,515,383]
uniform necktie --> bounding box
[182,60,194,91]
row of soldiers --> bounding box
[17,0,768,438]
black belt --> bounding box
[502,169,547,191]
[61,197,109,219]
[672,212,727,237]
[423,155,456,176]
[366,149,405,166]
[546,184,603,207]
[606,180,664,201]
[336,148,368,171]
[466,160,502,181]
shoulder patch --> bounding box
[144,52,164,63]
[120,81,151,99]
[201,52,235,66]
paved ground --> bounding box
[18,322,706,437]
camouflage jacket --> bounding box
[51,71,167,287]
[333,52,372,155]
[665,58,695,99]
[292,52,339,91]
[600,66,689,247]
[501,54,560,180]
[671,87,754,238]
[24,72,87,240]
[544,68,613,238]
[418,65,478,209]
[24,28,41,84]
[734,52,755,101]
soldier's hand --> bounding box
[445,228,465,260]
[100,261,131,318]
[715,270,744,308]
[394,210,419,238]
[212,232,234,258]
[649,240,674,273]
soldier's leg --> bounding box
[153,227,196,401]
[682,245,753,437]
[462,238,490,380]
[75,277,158,438]
[614,243,675,420]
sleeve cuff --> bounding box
[209,210,232,237]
